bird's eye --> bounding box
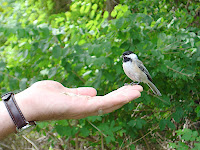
[123,57,131,62]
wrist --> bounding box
[14,91,36,122]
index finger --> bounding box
[86,85,143,115]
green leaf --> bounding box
[103,11,109,19]
[116,17,124,29]
[87,116,102,122]
[177,141,189,149]
[181,129,192,141]
[172,107,184,123]
[166,120,175,130]
[52,45,62,59]
[90,10,95,19]
[84,3,91,14]
[41,42,49,52]
[128,119,146,129]
[194,143,200,150]
[128,120,136,127]
[80,5,85,14]
[195,106,200,117]
[0,60,6,71]
[19,78,27,90]
[40,27,50,38]
[111,10,117,17]
[130,144,135,150]
[48,67,57,79]
[92,4,98,10]
[144,7,147,15]
[55,125,74,136]
[159,119,167,131]
[79,128,90,137]
[159,64,168,73]
[36,122,49,129]
[192,131,198,137]
[135,119,146,129]
[169,142,177,148]
[9,78,19,90]
[17,28,24,38]
[0,74,4,82]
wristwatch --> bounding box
[1,92,36,132]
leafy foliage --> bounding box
[169,128,200,150]
[0,0,200,149]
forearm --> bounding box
[0,101,16,140]
[0,92,33,140]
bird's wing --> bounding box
[135,59,153,82]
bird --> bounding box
[122,51,162,96]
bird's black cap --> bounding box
[122,51,133,56]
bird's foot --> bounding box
[124,82,140,86]
[135,82,140,85]
[130,82,140,85]
[124,83,130,86]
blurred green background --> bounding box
[0,0,200,149]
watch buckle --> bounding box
[16,121,36,133]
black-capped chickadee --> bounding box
[122,51,162,96]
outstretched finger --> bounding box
[65,87,97,97]
[86,86,142,116]
[106,85,143,97]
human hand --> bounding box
[15,80,143,122]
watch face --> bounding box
[1,92,13,101]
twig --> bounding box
[132,109,170,112]
[0,142,11,149]
[139,130,150,150]
[154,94,171,105]
[119,138,126,150]
[145,90,170,105]
[87,120,107,137]
[112,0,119,5]
[75,132,79,150]
[71,70,85,83]
[0,71,20,81]
[185,0,191,11]
[78,135,97,142]
[166,65,194,79]
[75,120,79,150]
[158,41,180,51]
[22,135,39,150]
[131,103,141,117]
[123,125,159,149]
[101,134,104,150]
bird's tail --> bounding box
[147,81,162,96]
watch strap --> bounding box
[1,92,36,130]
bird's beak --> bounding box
[122,55,124,62]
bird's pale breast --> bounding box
[123,61,148,83]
